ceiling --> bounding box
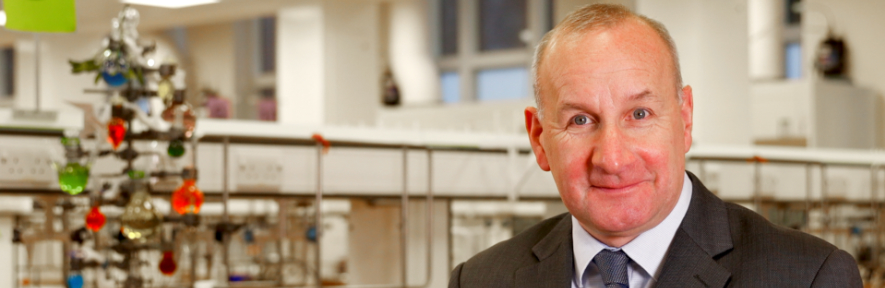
[1,0,304,44]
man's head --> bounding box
[525,4,694,247]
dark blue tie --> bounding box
[593,249,629,288]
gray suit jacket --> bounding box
[449,172,863,287]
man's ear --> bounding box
[525,107,551,171]
[680,85,694,153]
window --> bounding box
[782,0,802,79]
[435,0,553,103]
[476,67,529,101]
[441,71,460,103]
[784,42,802,79]
[479,0,527,51]
[258,16,276,74]
[0,47,13,99]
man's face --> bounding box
[526,20,693,245]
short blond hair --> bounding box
[532,4,683,116]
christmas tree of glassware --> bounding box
[62,5,206,283]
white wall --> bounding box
[748,0,785,80]
[638,0,752,146]
[388,0,439,105]
[188,23,237,103]
[802,0,885,108]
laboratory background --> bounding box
[0,0,882,287]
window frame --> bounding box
[431,0,553,103]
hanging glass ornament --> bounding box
[157,64,176,105]
[85,206,106,232]
[161,90,196,139]
[171,168,203,215]
[56,137,89,195]
[167,139,185,158]
[99,44,130,87]
[107,116,127,150]
[66,272,84,288]
[120,171,162,241]
[158,250,177,276]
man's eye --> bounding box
[572,115,589,125]
[632,109,648,120]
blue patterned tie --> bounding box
[593,249,629,288]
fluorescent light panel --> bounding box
[121,0,220,9]
[0,11,6,26]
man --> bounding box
[449,4,861,288]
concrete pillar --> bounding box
[276,0,381,126]
[748,0,785,80]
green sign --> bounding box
[3,0,77,33]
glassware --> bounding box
[157,64,176,105]
[159,250,177,276]
[167,139,185,158]
[56,137,90,195]
[120,171,162,241]
[107,116,127,150]
[66,272,84,288]
[171,168,203,215]
[99,42,130,87]
[85,206,106,232]
[161,90,196,139]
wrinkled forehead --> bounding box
[538,21,676,101]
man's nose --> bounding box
[590,125,637,174]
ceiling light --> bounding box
[120,0,220,9]
[0,11,6,27]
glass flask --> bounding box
[159,250,177,276]
[56,137,90,195]
[107,116,127,150]
[99,44,129,87]
[157,64,176,105]
[85,206,106,232]
[171,168,203,215]
[167,139,185,158]
[66,272,84,288]
[120,171,163,241]
[161,90,196,139]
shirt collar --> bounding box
[572,172,693,284]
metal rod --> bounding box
[401,146,409,288]
[34,33,40,112]
[223,136,231,285]
[315,142,323,287]
[805,164,813,232]
[821,164,829,238]
[424,148,434,287]
[753,160,761,212]
[872,165,881,271]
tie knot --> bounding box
[593,249,629,288]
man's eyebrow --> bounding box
[626,90,654,102]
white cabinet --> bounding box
[750,79,879,149]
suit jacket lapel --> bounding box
[515,215,573,288]
[656,172,733,288]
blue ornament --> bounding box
[243,229,254,244]
[306,226,317,242]
[100,53,129,87]
[67,274,84,288]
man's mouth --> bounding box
[591,181,644,193]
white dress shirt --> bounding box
[571,172,693,288]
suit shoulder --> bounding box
[456,213,570,284]
[722,202,844,267]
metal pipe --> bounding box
[424,148,434,287]
[753,159,761,212]
[223,136,231,286]
[315,142,323,287]
[34,33,40,112]
[872,165,880,271]
[805,164,813,232]
[401,146,409,288]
